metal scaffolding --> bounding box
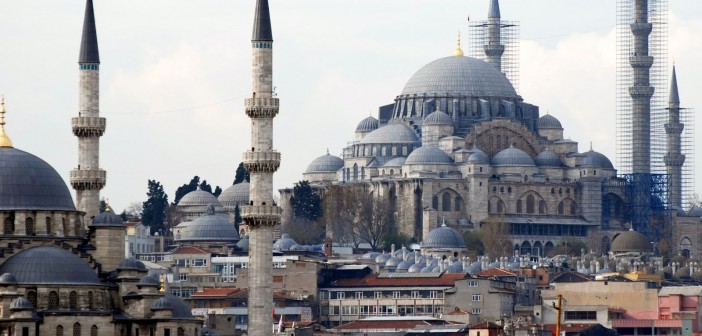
[615,0,669,175]
[621,173,670,244]
[468,19,520,93]
[681,107,696,205]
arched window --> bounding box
[442,193,451,211]
[73,323,81,336]
[487,200,492,213]
[46,217,52,235]
[402,146,408,155]
[26,217,35,235]
[516,200,523,213]
[177,328,185,336]
[570,201,577,215]
[390,169,394,175]
[539,200,546,214]
[455,197,462,211]
[62,218,68,236]
[88,291,94,309]
[526,195,536,214]
[353,163,358,180]
[392,147,397,156]
[508,187,512,193]
[4,216,13,234]
[69,291,78,310]
[500,186,504,193]
[432,196,439,210]
[56,325,63,336]
[48,291,59,309]
[557,201,565,215]
[497,200,506,214]
[91,325,98,336]
[27,291,37,308]
[381,147,387,156]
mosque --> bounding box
[281,0,702,258]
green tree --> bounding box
[199,180,213,193]
[234,204,242,225]
[290,181,323,221]
[142,180,169,234]
[381,232,414,252]
[99,198,107,213]
[462,230,485,255]
[174,176,200,205]
[234,162,250,185]
[213,186,223,197]
[119,210,128,221]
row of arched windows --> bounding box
[431,191,464,212]
[3,214,75,236]
[56,323,96,336]
[28,290,98,310]
[516,194,547,214]
[489,197,577,216]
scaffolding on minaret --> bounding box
[680,106,695,206]
[468,19,520,93]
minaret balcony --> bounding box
[628,86,654,99]
[664,154,685,167]
[72,117,106,137]
[483,44,505,57]
[630,22,653,36]
[241,205,282,227]
[245,98,279,118]
[629,56,653,68]
[243,150,281,173]
[70,169,106,190]
[664,122,684,135]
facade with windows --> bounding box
[125,221,156,259]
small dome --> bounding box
[467,146,489,164]
[236,236,249,252]
[611,230,652,253]
[0,273,17,285]
[176,206,239,242]
[151,297,174,311]
[385,257,402,267]
[10,297,33,311]
[360,124,419,145]
[491,146,535,167]
[674,266,691,279]
[446,261,465,273]
[375,253,391,264]
[423,111,453,125]
[306,154,344,173]
[383,157,406,167]
[91,207,124,227]
[396,259,414,270]
[535,150,562,167]
[670,254,687,264]
[179,189,222,207]
[0,246,102,285]
[356,116,379,132]
[688,206,702,217]
[273,234,298,251]
[362,252,381,260]
[405,146,453,165]
[407,263,423,273]
[218,182,250,208]
[422,224,466,248]
[138,275,160,287]
[537,114,563,129]
[118,259,147,271]
[580,150,614,169]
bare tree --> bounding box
[479,215,512,258]
[355,194,392,250]
[283,216,325,245]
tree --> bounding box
[355,193,393,250]
[142,180,169,234]
[290,181,323,222]
[284,217,325,245]
[213,186,223,197]
[234,162,250,185]
[119,210,128,221]
[479,215,512,258]
[123,202,143,222]
[462,230,485,255]
[381,232,414,252]
[548,238,588,257]
[174,176,200,205]
[99,198,107,213]
[234,204,242,226]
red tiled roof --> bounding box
[173,246,209,254]
[335,320,433,330]
[476,267,517,277]
[331,273,466,287]
[469,321,502,329]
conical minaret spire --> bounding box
[664,65,685,208]
[71,0,106,225]
[484,0,505,71]
[243,0,281,335]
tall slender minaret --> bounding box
[664,66,684,208]
[484,0,505,71]
[70,0,106,225]
[629,0,654,175]
[242,0,281,334]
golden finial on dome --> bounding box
[454,31,464,57]
[0,96,13,148]
[105,198,112,213]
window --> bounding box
[472,308,482,315]
[27,291,37,308]
[193,259,207,267]
[177,328,185,336]
[468,280,478,287]
[4,216,14,234]
[516,200,523,213]
[176,259,189,267]
[91,325,98,336]
[442,193,451,211]
[526,194,536,214]
[336,292,345,300]
[56,325,63,336]
[565,311,596,320]
[432,196,439,210]
[374,292,382,299]
[164,329,170,336]
[539,200,546,214]
[49,291,59,309]
[355,292,362,299]
[88,291,94,309]
[429,291,438,299]
[411,291,419,298]
[393,291,400,299]
[455,197,462,211]
[179,273,188,281]
[46,217,52,235]
[26,217,35,235]
[472,294,482,301]
[69,291,78,309]
[73,323,81,336]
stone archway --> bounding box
[465,119,542,158]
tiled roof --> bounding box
[551,271,592,283]
[475,268,517,277]
[330,273,466,288]
[173,246,209,255]
[469,321,502,329]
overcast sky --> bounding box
[0,0,700,213]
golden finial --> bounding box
[159,274,166,293]
[105,198,111,213]
[454,31,464,57]
[0,96,13,148]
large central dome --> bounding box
[401,56,518,99]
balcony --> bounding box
[72,117,106,137]
[244,97,279,118]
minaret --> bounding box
[629,0,654,174]
[664,66,684,208]
[484,0,505,71]
[242,0,282,335]
[70,0,106,225]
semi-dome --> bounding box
[422,224,466,248]
[118,258,147,271]
[535,150,562,167]
[9,297,33,311]
[138,275,160,287]
[356,116,379,132]
[176,205,239,242]
[0,273,17,285]
[151,297,173,311]
[689,206,702,217]
[273,233,298,251]
[405,146,453,165]
[306,154,343,173]
[423,110,453,125]
[179,189,222,207]
[235,236,249,252]
[0,147,76,211]
[218,182,250,208]
[580,150,614,169]
[491,146,535,167]
[467,146,489,164]
[611,230,652,253]
[360,124,419,144]
[400,56,518,99]
[91,207,124,227]
[0,245,102,285]
[537,114,563,129]
[383,157,406,167]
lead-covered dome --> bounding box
[611,230,651,253]
[218,182,250,209]
[91,208,124,227]
[179,189,221,207]
[491,146,535,167]
[535,150,562,167]
[360,124,419,145]
[580,150,614,169]
[422,224,466,248]
[467,146,489,164]
[383,157,406,167]
[356,116,379,132]
[405,146,453,165]
[306,154,343,173]
[400,56,518,99]
[176,205,239,242]
[0,245,102,285]
[424,110,453,125]
[0,147,75,211]
[537,114,563,129]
